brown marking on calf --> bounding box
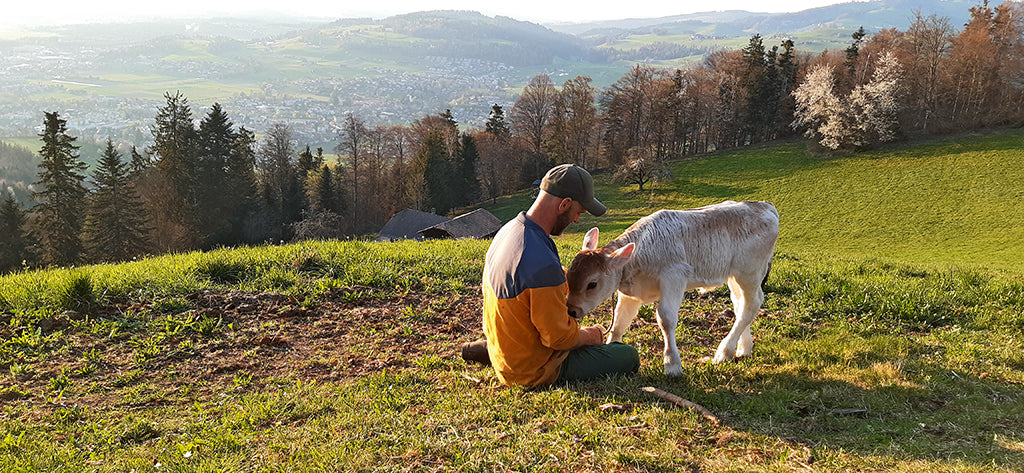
[566,249,607,294]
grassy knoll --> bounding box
[2,133,1024,471]
[587,131,1024,274]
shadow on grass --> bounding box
[562,347,1024,470]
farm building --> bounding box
[418,209,504,240]
[376,209,451,241]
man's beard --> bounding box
[551,209,572,236]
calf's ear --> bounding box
[582,227,600,251]
[608,243,635,268]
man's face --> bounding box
[551,200,587,236]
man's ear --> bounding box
[558,197,573,212]
[582,227,600,251]
[608,243,635,269]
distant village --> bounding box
[0,40,526,148]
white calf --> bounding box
[565,200,779,376]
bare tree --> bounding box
[511,74,557,181]
[336,113,367,225]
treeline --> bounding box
[1,97,485,271]
[3,2,1023,273]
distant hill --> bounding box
[0,0,990,155]
[549,0,975,38]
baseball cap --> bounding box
[540,164,607,216]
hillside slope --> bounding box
[537,131,1024,274]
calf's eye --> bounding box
[586,282,598,291]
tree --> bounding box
[336,113,368,224]
[148,91,199,250]
[456,133,481,207]
[850,50,904,144]
[195,102,236,246]
[613,155,671,192]
[511,74,557,183]
[31,111,88,266]
[548,75,597,168]
[844,26,867,86]
[222,126,260,243]
[412,129,453,214]
[83,139,151,262]
[901,12,953,133]
[485,104,510,138]
[791,65,852,150]
[297,145,323,176]
[0,192,31,272]
[601,65,654,165]
[128,145,150,175]
[792,50,904,151]
[942,1,1024,128]
[258,123,303,235]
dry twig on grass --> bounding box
[641,386,721,426]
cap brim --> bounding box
[583,199,606,217]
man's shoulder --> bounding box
[486,213,564,297]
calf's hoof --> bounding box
[663,364,684,377]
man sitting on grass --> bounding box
[461,164,640,386]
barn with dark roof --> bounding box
[376,209,451,241]
[418,209,504,240]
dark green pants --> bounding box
[556,342,640,383]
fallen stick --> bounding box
[641,386,721,426]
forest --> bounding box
[2,2,1023,273]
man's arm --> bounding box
[574,324,605,348]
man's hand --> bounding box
[576,324,606,347]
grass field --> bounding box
[1,132,1023,471]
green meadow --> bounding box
[1,132,1023,471]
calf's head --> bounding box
[566,227,635,319]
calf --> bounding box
[566,200,779,376]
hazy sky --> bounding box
[2,0,856,27]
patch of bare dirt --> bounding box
[2,287,483,413]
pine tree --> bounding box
[485,104,510,138]
[457,133,481,207]
[0,192,31,272]
[128,145,150,175]
[297,145,323,177]
[149,91,199,250]
[310,164,339,214]
[413,129,453,214]
[83,139,151,262]
[31,111,88,266]
[226,126,260,243]
[196,102,236,246]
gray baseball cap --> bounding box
[540,164,606,216]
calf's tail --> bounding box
[761,260,772,291]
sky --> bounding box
[1,0,856,27]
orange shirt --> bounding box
[482,212,580,386]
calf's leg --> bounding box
[656,284,685,376]
[715,274,764,363]
[607,293,642,344]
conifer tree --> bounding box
[31,112,88,266]
[485,104,510,138]
[0,192,31,272]
[196,102,236,246]
[311,164,339,214]
[413,129,453,214]
[83,139,151,262]
[149,91,199,250]
[226,126,260,242]
[457,133,481,207]
[129,145,150,175]
[297,145,323,176]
